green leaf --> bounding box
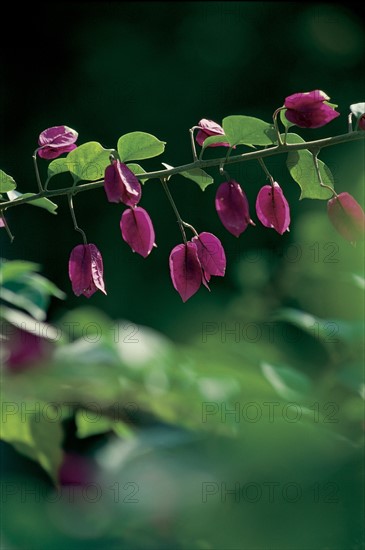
[0,170,16,193]
[179,168,214,191]
[66,141,113,181]
[261,361,311,401]
[7,191,58,214]
[47,158,70,180]
[280,109,295,129]
[0,398,63,484]
[222,116,277,146]
[0,305,60,341]
[201,134,230,149]
[126,163,149,184]
[0,287,47,321]
[118,132,166,162]
[0,260,40,285]
[286,133,334,199]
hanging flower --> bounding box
[284,90,340,128]
[256,182,290,235]
[120,207,156,258]
[104,160,141,206]
[69,243,106,297]
[327,192,365,244]
[169,242,203,302]
[215,180,255,237]
[38,125,78,159]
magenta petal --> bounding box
[120,207,155,258]
[38,125,78,146]
[69,244,106,298]
[358,115,365,131]
[284,90,329,109]
[38,143,77,159]
[89,244,106,295]
[327,192,365,244]
[215,180,254,237]
[69,245,92,297]
[256,182,290,235]
[169,242,202,302]
[192,232,226,276]
[283,90,339,129]
[38,125,78,159]
[104,160,141,206]
[196,119,230,147]
[285,103,339,129]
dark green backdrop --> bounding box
[1,2,363,338]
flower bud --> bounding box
[38,125,78,159]
[284,90,339,128]
[104,160,141,206]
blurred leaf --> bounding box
[179,168,214,191]
[75,410,134,439]
[0,287,46,321]
[0,305,60,340]
[66,141,113,181]
[0,398,63,484]
[0,260,40,285]
[126,163,149,183]
[286,134,334,199]
[118,132,166,162]
[261,361,311,401]
[0,169,16,192]
[6,190,58,214]
[222,115,277,146]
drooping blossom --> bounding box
[169,242,203,302]
[196,119,230,148]
[120,207,155,258]
[358,115,365,131]
[192,232,226,277]
[104,160,141,206]
[215,180,255,237]
[284,90,340,128]
[327,192,365,244]
[69,243,106,297]
[256,181,290,235]
[38,125,78,159]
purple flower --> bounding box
[256,182,290,235]
[0,218,4,228]
[4,326,52,372]
[69,243,106,298]
[169,242,203,302]
[284,90,340,128]
[327,192,365,244]
[196,119,230,148]
[104,160,141,207]
[215,180,255,237]
[359,115,365,131]
[38,125,78,159]
[120,207,155,258]
[192,232,226,277]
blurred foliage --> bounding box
[1,2,364,549]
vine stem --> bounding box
[161,178,187,243]
[257,158,275,185]
[33,149,44,192]
[68,193,87,244]
[0,131,363,213]
[0,215,14,242]
[311,150,337,197]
